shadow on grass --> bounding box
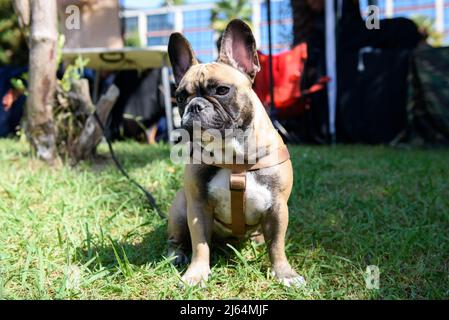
[73,219,267,277]
[74,223,169,271]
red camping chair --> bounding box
[253,43,329,118]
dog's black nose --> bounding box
[189,98,210,113]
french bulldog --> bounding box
[167,19,304,288]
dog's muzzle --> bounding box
[183,97,212,122]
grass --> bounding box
[0,138,448,300]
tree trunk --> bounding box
[27,0,59,165]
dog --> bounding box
[167,19,304,288]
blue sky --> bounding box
[121,0,215,9]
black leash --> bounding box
[93,111,166,220]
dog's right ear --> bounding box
[168,33,198,85]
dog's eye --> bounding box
[216,86,230,96]
[176,93,186,104]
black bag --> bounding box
[337,48,411,144]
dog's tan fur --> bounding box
[167,19,304,287]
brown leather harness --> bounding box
[195,145,291,238]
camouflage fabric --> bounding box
[394,46,449,146]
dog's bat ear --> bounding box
[168,33,198,85]
[218,19,260,82]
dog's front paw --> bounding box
[272,264,306,288]
[180,263,211,287]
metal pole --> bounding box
[385,0,394,18]
[325,0,337,144]
[435,0,445,34]
[138,12,148,47]
[266,0,275,116]
[162,65,174,145]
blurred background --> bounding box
[120,0,448,58]
[1,0,449,151]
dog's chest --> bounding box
[207,169,273,227]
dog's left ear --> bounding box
[168,33,198,85]
[218,19,260,82]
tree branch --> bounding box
[12,0,31,29]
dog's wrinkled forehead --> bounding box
[179,62,252,93]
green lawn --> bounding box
[0,138,448,299]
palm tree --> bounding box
[211,0,252,34]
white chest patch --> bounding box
[207,169,273,227]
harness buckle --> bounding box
[229,172,247,190]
